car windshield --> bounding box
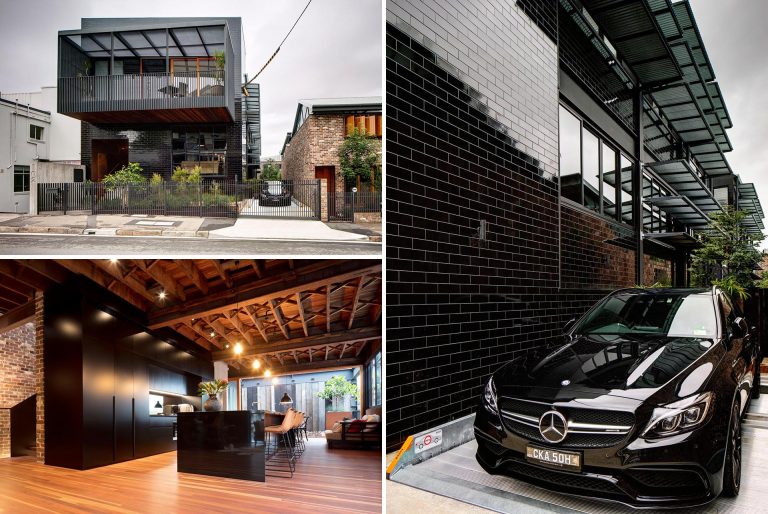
[575,291,717,338]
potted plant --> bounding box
[199,378,228,411]
[211,50,226,95]
[317,375,359,428]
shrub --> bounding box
[103,163,145,189]
[171,166,202,183]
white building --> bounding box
[1,87,80,162]
[0,93,82,214]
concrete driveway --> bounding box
[209,218,368,241]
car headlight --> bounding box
[641,392,714,439]
[483,376,498,414]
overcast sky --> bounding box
[688,0,768,247]
[0,0,382,158]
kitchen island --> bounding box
[177,411,265,481]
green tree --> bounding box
[316,375,359,411]
[102,162,146,189]
[338,128,382,185]
[690,207,763,293]
[259,159,281,181]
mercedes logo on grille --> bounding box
[539,410,568,443]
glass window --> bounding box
[13,165,30,193]
[602,143,617,219]
[582,129,600,213]
[366,351,382,407]
[559,105,582,204]
[620,155,633,224]
[29,125,44,141]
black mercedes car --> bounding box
[475,287,760,508]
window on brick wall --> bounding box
[345,114,382,137]
[559,103,635,225]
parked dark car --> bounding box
[475,287,760,508]
[259,180,292,207]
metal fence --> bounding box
[329,190,382,222]
[38,182,238,218]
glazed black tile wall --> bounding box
[385,0,642,451]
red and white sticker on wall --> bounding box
[414,429,442,454]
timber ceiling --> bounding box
[0,259,381,376]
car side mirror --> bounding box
[732,317,748,339]
[563,318,576,334]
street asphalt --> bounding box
[0,233,381,256]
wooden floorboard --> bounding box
[0,438,381,513]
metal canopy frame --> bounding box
[644,195,709,227]
[644,159,723,214]
[643,231,701,250]
[61,21,227,60]
[737,183,765,232]
[579,0,682,87]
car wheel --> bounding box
[753,357,762,399]
[722,400,742,497]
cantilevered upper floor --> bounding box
[57,17,242,124]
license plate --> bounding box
[525,445,582,472]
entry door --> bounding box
[315,166,336,216]
[92,139,129,182]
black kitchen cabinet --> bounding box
[44,279,213,470]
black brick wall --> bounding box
[82,120,242,180]
[386,1,632,451]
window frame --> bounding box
[29,124,44,141]
[13,165,31,193]
[559,102,632,226]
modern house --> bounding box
[0,259,381,511]
[0,97,84,214]
[57,18,260,182]
[282,97,382,194]
[386,0,765,453]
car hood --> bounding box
[494,333,724,405]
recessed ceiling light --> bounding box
[225,343,230,349]
[211,331,216,337]
[234,342,243,355]
[264,369,272,377]
[158,291,167,300]
[109,258,119,264]
[252,359,261,369]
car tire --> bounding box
[722,400,742,497]
[753,357,762,399]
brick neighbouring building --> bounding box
[281,97,382,194]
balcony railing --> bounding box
[58,71,227,114]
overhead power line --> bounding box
[242,0,313,96]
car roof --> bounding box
[611,287,712,296]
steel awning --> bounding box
[645,159,723,214]
[644,195,710,227]
[61,22,226,59]
[643,231,701,250]
[579,0,682,87]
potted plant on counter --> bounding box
[199,379,228,411]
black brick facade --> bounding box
[386,0,643,451]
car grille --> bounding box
[499,397,635,448]
[625,469,707,497]
[500,458,624,496]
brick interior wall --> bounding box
[282,114,347,193]
[644,255,672,286]
[0,321,36,458]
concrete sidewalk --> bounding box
[0,213,378,241]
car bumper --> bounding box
[259,196,292,206]
[474,407,724,509]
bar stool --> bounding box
[265,410,296,477]
[291,412,306,458]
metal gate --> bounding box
[328,190,382,222]
[238,179,320,219]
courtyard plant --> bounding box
[259,159,281,181]
[316,375,359,412]
[690,206,763,302]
